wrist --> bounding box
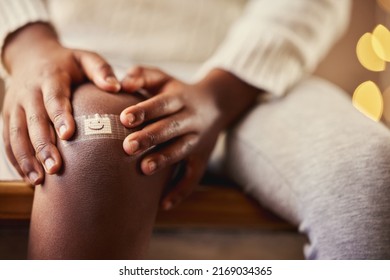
[195,69,260,129]
[3,22,60,73]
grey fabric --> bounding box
[225,77,390,259]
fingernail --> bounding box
[105,76,121,91]
[28,172,39,184]
[127,113,135,125]
[127,140,139,154]
[147,160,157,173]
[44,158,55,172]
[59,125,67,138]
[163,201,173,211]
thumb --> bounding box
[73,50,121,92]
[121,66,171,94]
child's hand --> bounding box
[2,23,120,185]
[120,66,223,210]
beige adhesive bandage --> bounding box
[63,114,134,146]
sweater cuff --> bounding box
[194,25,305,98]
[0,0,49,78]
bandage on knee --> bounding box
[63,114,134,146]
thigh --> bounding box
[225,77,390,225]
[29,84,173,259]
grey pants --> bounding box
[224,77,390,259]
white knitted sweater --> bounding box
[0,0,351,96]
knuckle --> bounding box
[168,120,181,134]
[159,153,172,165]
[9,126,22,138]
[15,152,30,166]
[182,135,198,153]
[28,114,45,126]
[44,96,70,123]
[158,98,170,112]
[144,131,158,146]
[44,91,62,107]
[33,141,50,154]
[134,105,146,120]
[52,110,66,125]
[97,62,112,73]
[182,140,195,154]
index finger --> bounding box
[73,50,121,92]
[120,93,184,128]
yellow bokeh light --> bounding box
[372,25,390,61]
[378,0,390,13]
[353,81,383,122]
[356,33,386,71]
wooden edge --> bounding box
[0,181,35,220]
[0,181,294,230]
[155,185,294,230]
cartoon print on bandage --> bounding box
[63,114,133,146]
[84,115,112,135]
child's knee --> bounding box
[28,84,172,259]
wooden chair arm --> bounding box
[0,181,293,230]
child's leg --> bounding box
[28,84,173,259]
[226,77,390,259]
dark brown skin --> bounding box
[28,84,173,259]
[2,23,120,185]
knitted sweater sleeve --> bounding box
[195,0,352,97]
[0,0,49,77]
